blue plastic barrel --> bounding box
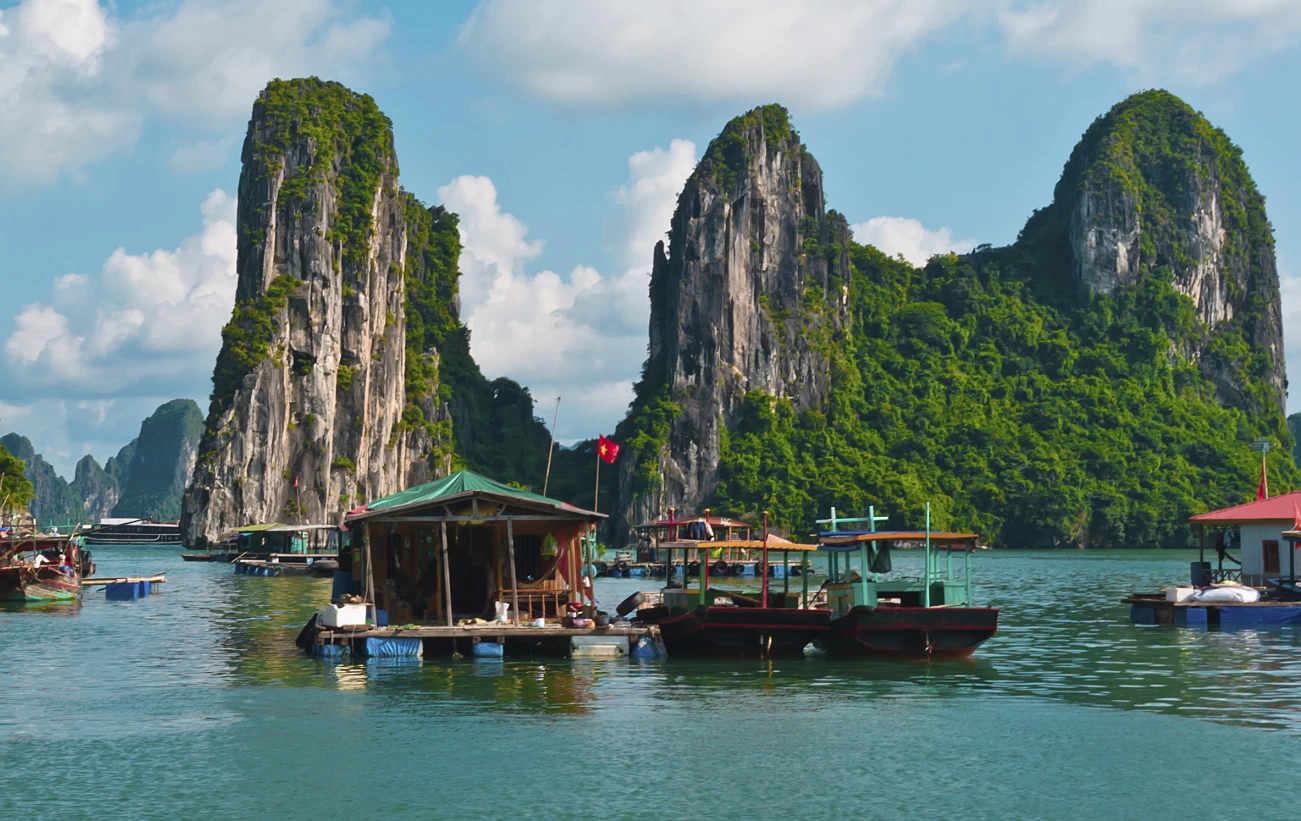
[630,636,656,659]
[472,641,504,659]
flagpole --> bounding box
[594,443,601,514]
[543,396,561,496]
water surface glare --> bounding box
[3,547,1301,819]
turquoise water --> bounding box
[4,548,1301,820]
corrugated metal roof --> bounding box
[1188,491,1301,524]
[353,470,603,520]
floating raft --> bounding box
[309,622,660,659]
[84,574,166,600]
[1125,594,1301,627]
[83,574,167,587]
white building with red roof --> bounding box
[1190,491,1301,585]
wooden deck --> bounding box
[1124,594,1301,608]
[315,623,657,642]
[84,574,167,587]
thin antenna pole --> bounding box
[543,396,561,495]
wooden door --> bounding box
[1264,540,1280,575]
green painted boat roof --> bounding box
[359,470,603,519]
[236,522,284,532]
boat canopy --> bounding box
[816,530,978,552]
[233,522,283,533]
[657,536,817,552]
[265,524,338,533]
[350,469,603,521]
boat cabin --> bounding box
[343,470,604,626]
[654,533,818,614]
[1188,491,1301,586]
[816,530,979,618]
[231,523,341,556]
[634,511,753,544]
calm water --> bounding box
[3,547,1301,820]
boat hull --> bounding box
[0,566,83,603]
[821,605,999,658]
[650,605,831,659]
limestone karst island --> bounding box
[5,3,1301,818]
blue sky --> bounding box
[2,0,1300,477]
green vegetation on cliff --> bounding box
[252,78,395,262]
[401,194,461,445]
[627,90,1294,547]
[1024,90,1281,415]
[113,399,204,521]
[714,242,1295,547]
[0,444,34,513]
[208,273,299,421]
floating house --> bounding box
[230,523,342,576]
[344,470,607,624]
[302,470,658,659]
[1189,491,1301,586]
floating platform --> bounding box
[308,622,660,660]
[1125,594,1301,627]
[235,556,335,577]
[83,574,167,587]
[85,575,166,599]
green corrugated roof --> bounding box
[236,522,283,532]
[362,470,598,517]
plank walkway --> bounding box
[84,574,167,587]
[316,623,657,642]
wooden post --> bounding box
[701,508,710,605]
[924,503,932,609]
[761,510,769,608]
[506,518,521,625]
[782,550,789,599]
[801,552,809,608]
[543,396,561,496]
[965,539,973,606]
[364,524,377,626]
[440,522,452,627]
[570,533,579,606]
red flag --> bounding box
[597,435,619,465]
[1257,461,1267,501]
[293,475,299,489]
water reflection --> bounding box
[10,547,1301,736]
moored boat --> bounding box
[0,534,85,603]
[83,517,181,545]
[813,507,998,659]
[230,523,342,577]
[635,513,830,659]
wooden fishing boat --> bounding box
[0,534,85,603]
[635,513,831,659]
[812,507,998,659]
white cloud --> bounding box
[4,189,238,400]
[457,0,1301,111]
[457,0,967,109]
[442,139,697,441]
[167,134,240,174]
[851,217,977,267]
[0,0,390,191]
[998,1,1301,85]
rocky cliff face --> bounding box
[612,105,850,535]
[1052,90,1285,414]
[71,455,119,521]
[181,79,454,548]
[113,399,203,521]
[0,434,81,524]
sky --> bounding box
[2,0,1301,477]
